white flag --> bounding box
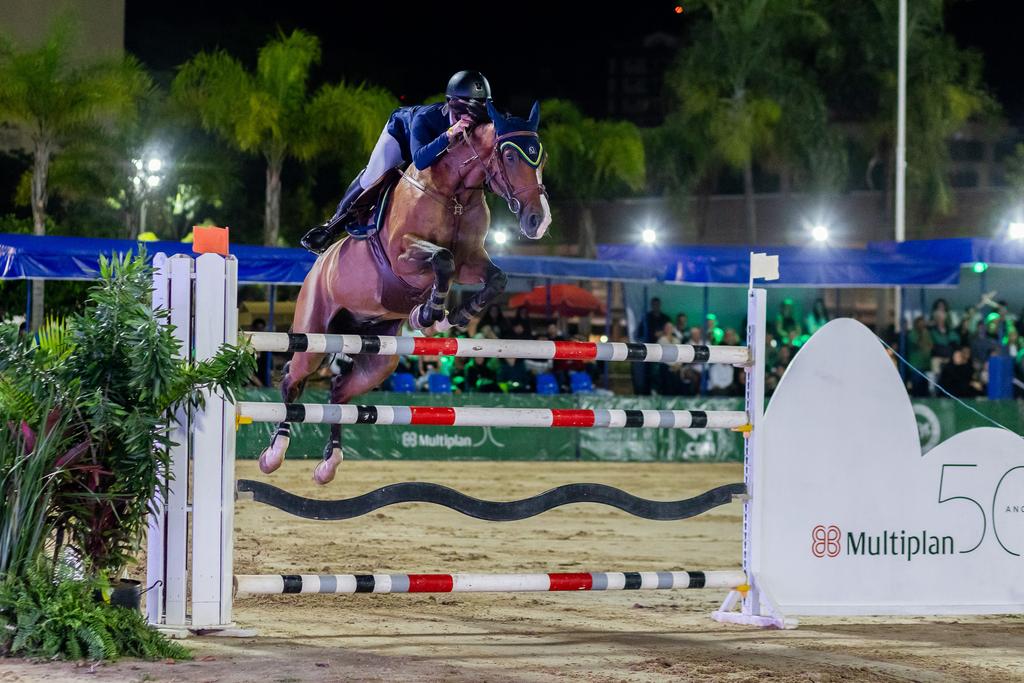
[750,252,780,282]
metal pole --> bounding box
[640,286,649,341]
[545,278,553,321]
[24,280,32,332]
[639,285,649,395]
[604,281,613,389]
[894,0,907,330]
[898,288,907,382]
[700,286,710,395]
[265,284,277,386]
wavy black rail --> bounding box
[235,479,746,522]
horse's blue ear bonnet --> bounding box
[487,100,544,168]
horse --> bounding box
[258,101,551,484]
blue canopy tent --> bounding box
[0,233,664,284]
[868,237,1024,267]
[0,233,316,284]
[597,243,961,287]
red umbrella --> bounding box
[508,284,606,317]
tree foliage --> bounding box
[540,99,645,201]
[819,0,995,219]
[0,15,151,327]
[666,0,836,242]
[172,29,396,245]
[539,99,645,255]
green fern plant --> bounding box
[0,561,190,661]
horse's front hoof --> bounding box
[445,313,470,331]
[313,448,343,485]
[258,436,290,474]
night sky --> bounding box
[125,2,680,117]
[125,1,1024,124]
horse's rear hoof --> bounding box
[313,448,343,485]
[258,437,289,474]
[258,450,281,474]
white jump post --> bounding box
[711,284,791,627]
[147,253,240,634]
[146,250,781,634]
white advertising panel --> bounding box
[755,319,1024,615]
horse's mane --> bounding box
[469,122,496,145]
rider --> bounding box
[301,70,492,253]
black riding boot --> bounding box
[301,171,365,253]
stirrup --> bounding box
[301,223,341,254]
[345,223,379,240]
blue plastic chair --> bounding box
[427,373,452,394]
[390,372,416,393]
[570,371,594,394]
[535,373,559,395]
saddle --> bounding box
[348,167,403,227]
[350,167,430,315]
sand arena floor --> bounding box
[3,460,1023,682]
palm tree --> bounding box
[172,30,396,246]
[667,0,830,244]
[539,99,645,257]
[821,1,993,225]
[0,18,151,328]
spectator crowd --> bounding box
[637,294,1024,399]
[904,298,1022,398]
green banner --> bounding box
[237,391,579,461]
[235,389,1024,462]
[912,398,1024,453]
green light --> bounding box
[972,262,988,274]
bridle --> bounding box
[461,128,547,218]
[398,125,547,221]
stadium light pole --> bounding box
[894,0,907,330]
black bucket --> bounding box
[109,579,142,610]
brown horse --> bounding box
[259,101,550,484]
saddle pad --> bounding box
[367,184,429,315]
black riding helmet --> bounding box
[446,70,491,123]
[447,70,491,99]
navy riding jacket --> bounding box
[386,103,452,171]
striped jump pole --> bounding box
[237,403,749,430]
[235,570,747,596]
[245,331,751,365]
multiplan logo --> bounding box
[811,525,841,557]
[812,524,956,561]
[399,432,472,450]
